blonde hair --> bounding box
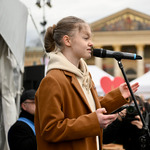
[44,16,87,53]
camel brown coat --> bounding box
[35,69,128,150]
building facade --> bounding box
[89,8,150,81]
[24,8,150,81]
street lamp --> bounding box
[46,0,52,7]
[35,0,52,38]
[36,0,41,8]
[35,0,52,64]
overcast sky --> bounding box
[19,0,150,47]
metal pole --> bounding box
[117,60,150,148]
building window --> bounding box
[144,45,150,58]
[126,68,136,81]
[121,45,136,53]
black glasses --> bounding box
[24,101,35,104]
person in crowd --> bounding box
[8,89,37,150]
[34,16,139,150]
[103,94,150,150]
[146,98,150,105]
[142,96,150,113]
[144,100,150,113]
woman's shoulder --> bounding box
[46,69,75,79]
[42,69,64,84]
[37,69,75,92]
[41,69,74,85]
[46,69,62,76]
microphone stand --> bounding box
[116,59,150,149]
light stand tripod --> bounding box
[116,59,150,150]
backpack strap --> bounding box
[18,117,36,135]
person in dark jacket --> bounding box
[8,89,37,150]
[103,95,150,150]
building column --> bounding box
[136,44,144,77]
[113,45,121,77]
[94,46,103,69]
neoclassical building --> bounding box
[89,8,150,81]
[24,8,150,81]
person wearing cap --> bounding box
[8,89,37,150]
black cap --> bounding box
[20,89,36,104]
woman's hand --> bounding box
[119,82,139,99]
[96,108,118,129]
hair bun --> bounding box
[52,24,56,35]
[52,24,56,30]
[44,25,56,53]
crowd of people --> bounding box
[103,95,150,150]
[7,16,150,150]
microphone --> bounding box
[93,48,142,60]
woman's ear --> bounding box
[63,35,71,47]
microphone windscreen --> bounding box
[93,49,101,57]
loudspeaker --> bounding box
[23,65,45,91]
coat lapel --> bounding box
[64,71,92,112]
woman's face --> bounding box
[69,24,93,60]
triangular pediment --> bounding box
[90,8,150,31]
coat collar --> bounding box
[63,71,100,112]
